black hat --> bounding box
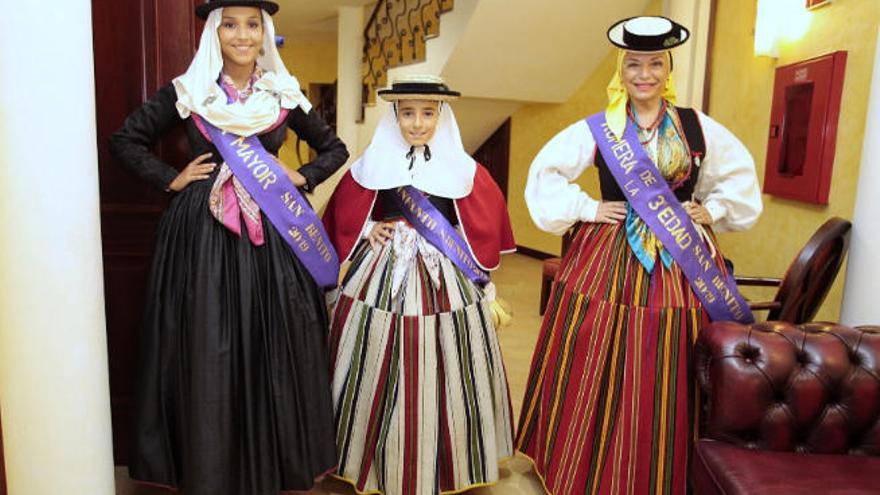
[378,75,461,102]
[607,16,690,51]
[195,0,280,20]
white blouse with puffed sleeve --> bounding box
[524,110,762,235]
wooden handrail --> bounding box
[361,0,454,109]
[363,0,384,38]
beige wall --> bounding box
[708,0,880,321]
[277,39,339,179]
[508,49,612,255]
[507,0,663,255]
[282,38,339,89]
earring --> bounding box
[259,47,266,56]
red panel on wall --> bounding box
[763,51,847,205]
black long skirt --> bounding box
[128,180,337,495]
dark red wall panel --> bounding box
[91,0,203,464]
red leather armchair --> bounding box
[693,321,880,494]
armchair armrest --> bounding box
[734,276,782,311]
[735,276,782,287]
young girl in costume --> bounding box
[516,16,762,495]
[109,1,348,493]
[323,75,515,495]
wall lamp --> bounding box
[755,0,823,57]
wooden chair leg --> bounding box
[540,274,551,315]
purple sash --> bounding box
[389,186,490,285]
[199,117,340,289]
[586,113,754,323]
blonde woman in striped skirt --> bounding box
[322,75,516,495]
[516,16,762,495]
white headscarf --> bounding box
[172,8,312,136]
[351,102,476,199]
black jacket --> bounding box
[109,83,349,192]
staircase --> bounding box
[353,0,657,153]
[362,0,455,107]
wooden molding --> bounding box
[1,408,6,495]
[473,118,511,198]
[703,0,718,113]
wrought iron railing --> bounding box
[362,0,454,107]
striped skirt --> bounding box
[516,221,724,495]
[329,222,515,495]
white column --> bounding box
[0,1,115,493]
[336,6,365,161]
[663,0,713,110]
[306,5,366,211]
[841,27,880,326]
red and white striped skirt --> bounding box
[329,223,514,495]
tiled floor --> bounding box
[116,253,549,495]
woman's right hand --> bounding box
[168,152,216,192]
[368,222,396,251]
[594,201,627,224]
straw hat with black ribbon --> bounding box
[604,16,691,139]
[377,74,461,102]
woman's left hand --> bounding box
[683,201,712,225]
[275,158,308,187]
[286,169,307,187]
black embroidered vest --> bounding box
[375,189,458,225]
[594,107,706,202]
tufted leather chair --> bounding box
[693,321,880,494]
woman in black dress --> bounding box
[109,1,348,493]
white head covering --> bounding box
[172,8,312,136]
[351,102,476,199]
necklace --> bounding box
[628,100,667,145]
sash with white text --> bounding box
[586,113,754,323]
[389,186,490,285]
[198,116,340,289]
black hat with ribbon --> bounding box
[378,74,461,102]
[607,16,690,51]
[195,0,280,20]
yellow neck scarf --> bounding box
[604,50,678,139]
